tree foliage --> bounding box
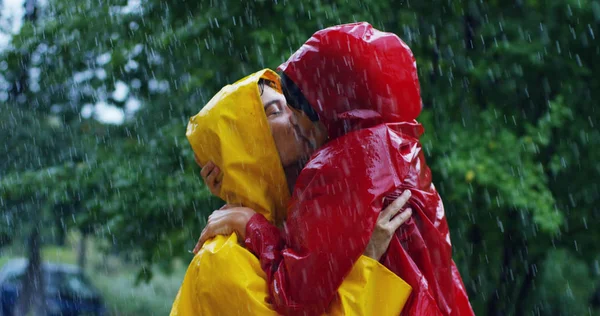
[1,0,599,314]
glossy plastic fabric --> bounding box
[171,235,411,316]
[244,23,474,315]
[186,69,289,225]
[172,69,411,315]
[170,234,274,316]
[279,22,421,139]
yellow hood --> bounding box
[186,69,290,224]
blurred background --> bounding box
[0,0,598,315]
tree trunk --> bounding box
[13,3,43,312]
[9,0,38,101]
[55,213,66,246]
[486,232,512,316]
[514,254,543,315]
[15,227,46,316]
[78,230,88,271]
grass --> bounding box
[0,232,187,316]
[91,263,185,315]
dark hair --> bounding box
[258,78,277,96]
[280,73,319,122]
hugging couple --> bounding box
[171,22,474,316]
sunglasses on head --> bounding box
[280,73,320,122]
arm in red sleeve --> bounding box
[244,213,284,278]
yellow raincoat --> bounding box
[171,69,411,315]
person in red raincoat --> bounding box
[198,22,474,315]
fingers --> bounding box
[191,208,254,254]
[388,208,412,231]
[193,210,231,253]
[200,161,221,195]
[193,212,218,254]
[213,178,222,193]
[192,237,202,254]
[200,161,215,179]
[206,165,220,189]
[195,227,211,253]
[380,190,411,222]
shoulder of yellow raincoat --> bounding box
[170,234,275,316]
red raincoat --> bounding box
[244,22,474,315]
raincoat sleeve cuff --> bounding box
[244,213,284,274]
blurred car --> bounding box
[0,258,106,316]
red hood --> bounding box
[279,22,422,139]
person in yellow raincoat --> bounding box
[170,69,412,315]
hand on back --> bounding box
[192,206,256,253]
[195,154,222,196]
[364,190,412,261]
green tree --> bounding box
[1,0,599,314]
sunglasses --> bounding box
[280,73,320,122]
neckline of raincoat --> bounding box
[186,69,289,225]
[279,22,422,139]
